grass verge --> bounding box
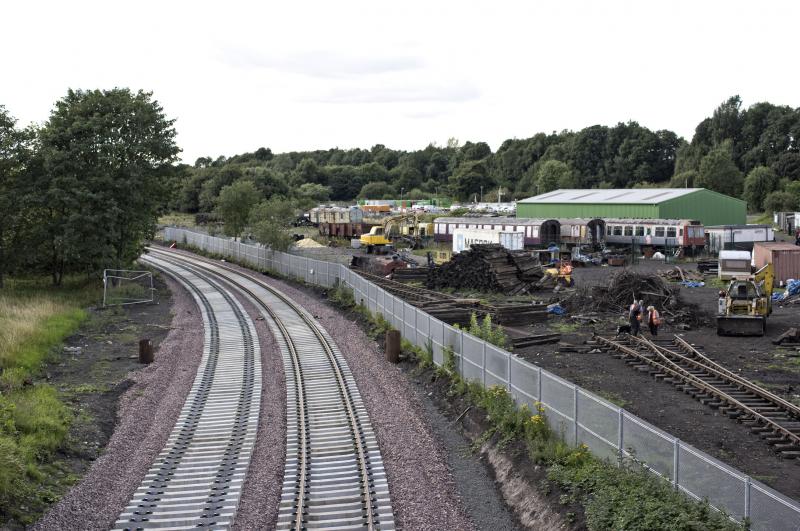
[0,277,100,525]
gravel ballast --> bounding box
[34,276,204,531]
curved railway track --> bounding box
[147,248,395,530]
[113,253,261,530]
[597,334,800,458]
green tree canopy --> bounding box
[742,166,779,212]
[535,160,573,194]
[250,196,296,251]
[358,181,393,199]
[216,180,258,240]
[36,88,179,283]
[696,145,743,197]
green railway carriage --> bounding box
[517,188,746,226]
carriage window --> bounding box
[646,227,652,235]
[635,226,644,236]
[613,226,623,236]
[607,226,613,236]
[624,226,633,236]
[667,227,677,238]
[679,228,683,236]
[655,227,665,237]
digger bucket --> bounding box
[716,315,766,336]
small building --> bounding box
[517,188,746,226]
[705,225,774,253]
[753,242,800,283]
[774,212,800,235]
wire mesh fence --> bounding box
[162,227,800,531]
[103,269,154,306]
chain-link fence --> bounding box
[162,227,800,531]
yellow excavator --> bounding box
[717,263,773,336]
[360,213,425,253]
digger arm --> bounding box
[753,263,774,298]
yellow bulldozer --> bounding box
[716,263,773,336]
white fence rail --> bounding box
[163,227,800,530]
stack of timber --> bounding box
[697,259,719,274]
[658,266,704,282]
[488,302,548,326]
[511,332,561,348]
[427,244,545,294]
[391,268,429,282]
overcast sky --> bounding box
[3,0,799,163]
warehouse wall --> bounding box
[658,189,746,225]
[516,203,659,219]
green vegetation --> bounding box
[0,279,99,524]
[454,313,509,349]
[1,91,179,286]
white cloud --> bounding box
[1,0,799,163]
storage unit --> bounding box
[774,212,800,234]
[753,242,800,283]
[705,225,774,253]
[717,250,752,280]
[452,228,523,253]
[517,188,746,226]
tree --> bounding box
[358,181,393,199]
[294,157,326,186]
[37,88,179,283]
[448,160,496,201]
[0,107,33,288]
[254,146,273,162]
[669,170,696,188]
[535,160,573,194]
[742,166,779,212]
[216,180,258,240]
[696,145,743,197]
[250,197,296,251]
[764,190,799,213]
[772,152,800,181]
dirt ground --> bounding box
[511,259,800,500]
[23,273,173,528]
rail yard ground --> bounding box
[506,260,800,500]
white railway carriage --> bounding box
[603,219,705,249]
[434,217,561,246]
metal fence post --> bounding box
[459,330,464,378]
[673,438,680,489]
[573,385,579,447]
[481,341,486,385]
[537,367,542,401]
[618,409,624,466]
[506,352,511,392]
[744,476,751,520]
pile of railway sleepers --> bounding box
[427,244,545,294]
[391,268,428,282]
[697,259,718,274]
[488,302,549,326]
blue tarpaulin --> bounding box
[547,303,566,315]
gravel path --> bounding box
[34,276,204,531]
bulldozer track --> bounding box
[597,334,800,459]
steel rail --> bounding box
[672,336,800,419]
[112,253,260,530]
[597,335,800,453]
[148,247,393,530]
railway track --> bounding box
[113,253,261,529]
[597,334,800,458]
[147,248,395,530]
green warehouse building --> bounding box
[516,188,746,226]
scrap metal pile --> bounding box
[426,244,548,294]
